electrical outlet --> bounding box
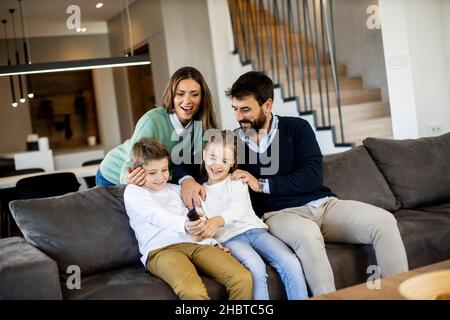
[426,123,444,137]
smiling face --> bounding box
[142,158,170,191]
[232,95,272,133]
[173,78,202,126]
[203,142,235,185]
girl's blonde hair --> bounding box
[162,66,219,130]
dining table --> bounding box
[0,164,99,190]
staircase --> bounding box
[227,0,393,146]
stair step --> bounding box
[270,64,347,81]
[334,117,393,146]
[314,101,391,127]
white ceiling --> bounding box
[0,0,136,38]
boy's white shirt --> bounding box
[200,175,268,243]
[124,183,218,266]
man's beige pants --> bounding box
[262,197,409,296]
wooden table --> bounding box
[0,164,99,190]
[310,260,450,300]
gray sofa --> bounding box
[1,133,449,300]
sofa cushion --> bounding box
[363,133,450,208]
[61,263,287,300]
[416,201,450,215]
[9,185,140,278]
[394,209,450,269]
[323,146,400,211]
[325,242,376,290]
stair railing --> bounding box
[228,0,345,144]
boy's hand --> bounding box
[181,178,206,209]
[231,169,259,192]
[127,167,146,186]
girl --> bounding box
[189,130,309,300]
[96,66,218,186]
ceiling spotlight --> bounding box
[76,28,81,32]
[12,102,18,107]
[96,3,103,9]
[28,92,34,98]
[81,27,87,32]
[19,97,26,103]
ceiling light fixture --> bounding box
[9,8,26,103]
[0,55,150,77]
[0,0,150,78]
[96,3,104,9]
[17,0,34,98]
[1,19,18,107]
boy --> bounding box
[124,137,252,300]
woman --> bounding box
[96,66,218,186]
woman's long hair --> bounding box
[162,66,219,130]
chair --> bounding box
[1,168,46,238]
[82,159,102,188]
[2,173,81,238]
[15,172,81,200]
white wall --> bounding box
[160,0,219,118]
[442,0,450,103]
[107,0,170,140]
[334,0,389,102]
[92,68,122,153]
[379,0,450,139]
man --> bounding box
[176,71,408,296]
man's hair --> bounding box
[225,71,274,106]
[130,137,170,168]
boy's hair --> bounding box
[130,137,170,167]
[225,71,274,106]
[203,129,238,173]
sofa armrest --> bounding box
[0,237,62,300]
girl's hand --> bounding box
[127,167,146,186]
[231,169,259,192]
[181,178,206,209]
[199,216,224,239]
[185,218,205,236]
[214,243,231,254]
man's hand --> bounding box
[181,178,206,209]
[127,167,146,186]
[231,169,259,192]
[199,216,224,239]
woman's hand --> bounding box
[231,169,259,192]
[181,178,206,209]
[127,167,146,186]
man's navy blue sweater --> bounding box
[239,116,333,217]
[171,116,334,217]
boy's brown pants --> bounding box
[147,243,253,300]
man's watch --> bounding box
[257,178,266,193]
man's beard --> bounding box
[239,111,267,132]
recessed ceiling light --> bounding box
[76,28,82,32]
[96,3,104,8]
[81,27,87,32]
